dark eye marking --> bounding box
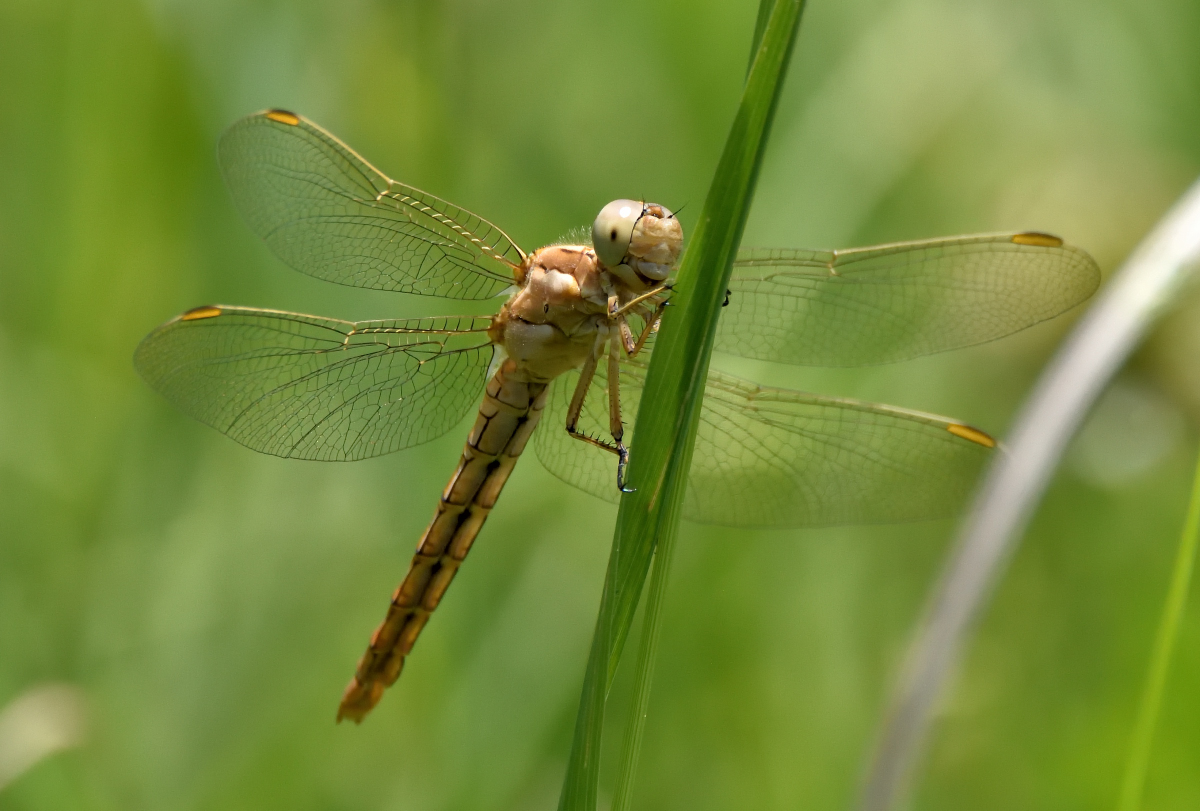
[610,228,618,240]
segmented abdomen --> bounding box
[337,360,548,723]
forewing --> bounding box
[219,110,523,299]
[535,356,994,527]
[135,306,495,460]
[723,233,1100,365]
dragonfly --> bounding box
[134,109,1100,723]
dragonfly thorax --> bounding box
[511,245,607,314]
[489,201,682,383]
[490,245,611,382]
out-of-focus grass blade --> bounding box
[857,176,1200,811]
[556,2,807,809]
[1116,443,1200,811]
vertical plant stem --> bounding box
[1116,443,1200,811]
[556,3,806,809]
[749,0,774,73]
[608,6,777,807]
[610,524,680,811]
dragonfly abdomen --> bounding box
[337,360,549,723]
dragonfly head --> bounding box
[591,199,683,285]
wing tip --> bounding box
[947,422,997,448]
[179,305,223,322]
[264,109,301,126]
[1011,231,1064,248]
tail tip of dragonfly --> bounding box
[335,677,385,724]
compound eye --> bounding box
[591,199,642,268]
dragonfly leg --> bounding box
[622,300,667,359]
[609,283,671,319]
[608,338,635,493]
[565,350,619,454]
[563,341,634,493]
[565,349,600,433]
[616,444,632,493]
[617,315,638,356]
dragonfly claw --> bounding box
[616,444,635,493]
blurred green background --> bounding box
[2,0,1199,808]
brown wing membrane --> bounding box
[219,110,524,299]
[534,355,994,527]
[722,233,1100,366]
[134,306,495,460]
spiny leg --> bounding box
[617,315,637,356]
[565,349,600,438]
[618,299,667,359]
[563,341,633,494]
[608,284,671,319]
[607,337,633,492]
[565,347,621,455]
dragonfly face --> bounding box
[133,109,1101,722]
[592,199,683,285]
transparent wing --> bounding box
[134,305,495,461]
[218,110,524,299]
[722,233,1100,366]
[534,354,994,527]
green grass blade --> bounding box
[1116,441,1200,811]
[748,0,774,73]
[610,519,679,811]
[556,3,806,809]
[603,0,806,697]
